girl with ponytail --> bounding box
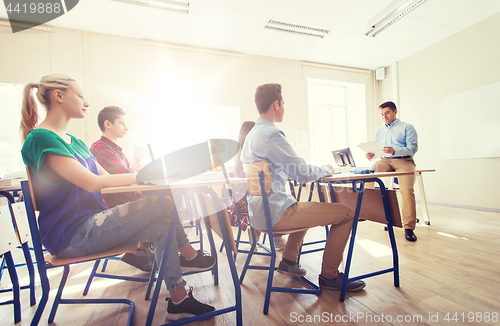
[20,74,215,319]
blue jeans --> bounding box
[58,195,189,291]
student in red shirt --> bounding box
[90,106,213,274]
[90,106,151,271]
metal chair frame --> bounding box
[239,164,321,315]
[20,180,138,326]
[0,204,21,323]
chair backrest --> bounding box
[0,205,18,256]
[20,180,47,267]
[10,202,32,245]
[25,166,37,211]
[243,161,272,196]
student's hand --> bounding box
[322,164,334,175]
[136,169,165,184]
[366,152,375,160]
[383,147,395,155]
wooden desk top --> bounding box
[101,177,249,194]
[415,169,435,173]
[0,184,23,192]
[321,171,415,182]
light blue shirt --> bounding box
[241,118,332,230]
[374,119,418,158]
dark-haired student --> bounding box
[240,83,366,291]
[20,74,215,321]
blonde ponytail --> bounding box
[20,74,75,141]
[21,83,39,141]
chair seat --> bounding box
[45,242,138,267]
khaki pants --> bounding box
[369,157,416,230]
[273,202,354,279]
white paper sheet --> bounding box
[358,141,385,159]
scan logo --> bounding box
[3,0,79,33]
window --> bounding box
[307,78,367,167]
[0,83,47,176]
[128,104,240,165]
[0,83,24,176]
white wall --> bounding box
[0,25,374,163]
[392,13,500,210]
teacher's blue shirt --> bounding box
[374,119,418,157]
[240,118,332,230]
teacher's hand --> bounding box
[383,147,395,155]
[366,152,375,160]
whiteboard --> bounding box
[439,80,500,160]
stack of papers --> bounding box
[358,141,385,159]
[0,170,28,187]
[0,177,24,186]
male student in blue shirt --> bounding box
[366,101,419,242]
[241,83,366,291]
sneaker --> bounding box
[273,237,286,250]
[319,273,366,292]
[277,260,306,277]
[165,286,215,321]
[121,252,153,272]
[179,250,216,273]
[140,246,156,262]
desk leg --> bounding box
[377,181,400,289]
[145,212,178,326]
[336,179,400,302]
[215,199,242,326]
[196,189,242,326]
[340,184,364,302]
[202,214,219,285]
[416,172,431,225]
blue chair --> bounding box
[0,191,37,309]
[0,204,21,323]
[239,161,321,315]
[20,179,139,326]
[8,202,37,307]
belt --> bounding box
[386,156,412,159]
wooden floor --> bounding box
[2,204,500,326]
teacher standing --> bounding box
[366,101,419,242]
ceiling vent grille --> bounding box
[265,20,329,38]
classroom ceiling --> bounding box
[3,0,500,70]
